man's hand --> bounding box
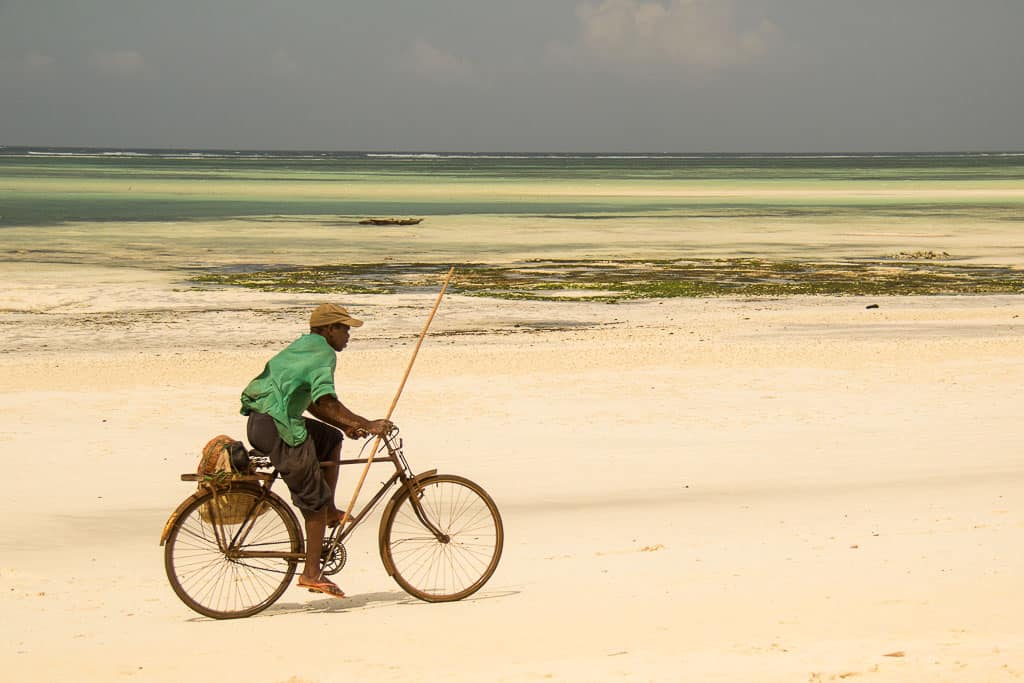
[364,419,394,437]
[343,419,393,439]
[343,426,369,439]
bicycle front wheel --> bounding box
[164,486,303,619]
[380,474,503,602]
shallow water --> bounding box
[2,149,1023,272]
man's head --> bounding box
[310,303,363,352]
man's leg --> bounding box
[300,506,327,580]
[250,415,345,597]
[305,419,346,525]
[277,423,344,597]
[323,440,342,517]
[297,506,345,597]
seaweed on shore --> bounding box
[190,258,1024,302]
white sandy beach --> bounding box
[1,263,1022,682]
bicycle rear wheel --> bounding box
[380,474,503,602]
[164,486,302,619]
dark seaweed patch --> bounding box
[190,258,1024,302]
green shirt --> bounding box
[240,333,338,446]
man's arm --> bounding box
[308,395,392,438]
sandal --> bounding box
[297,577,346,598]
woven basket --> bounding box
[199,491,269,525]
[196,435,266,525]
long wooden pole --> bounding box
[334,266,455,532]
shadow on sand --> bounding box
[261,590,411,616]
[189,588,522,620]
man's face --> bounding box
[325,323,351,352]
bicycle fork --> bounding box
[406,480,449,543]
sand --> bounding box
[1,263,1022,682]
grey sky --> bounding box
[2,0,1022,152]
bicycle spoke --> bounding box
[384,476,502,601]
[165,488,301,619]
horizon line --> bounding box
[3,145,1023,156]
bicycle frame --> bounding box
[219,429,445,566]
[321,430,447,566]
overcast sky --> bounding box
[2,0,1022,152]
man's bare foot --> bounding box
[297,575,345,598]
[326,507,354,528]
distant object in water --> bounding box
[358,217,423,226]
[890,250,950,260]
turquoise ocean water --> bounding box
[2,148,1023,274]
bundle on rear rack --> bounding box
[196,435,265,524]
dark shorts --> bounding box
[246,412,343,512]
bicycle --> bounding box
[160,427,504,619]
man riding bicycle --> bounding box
[240,303,392,598]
